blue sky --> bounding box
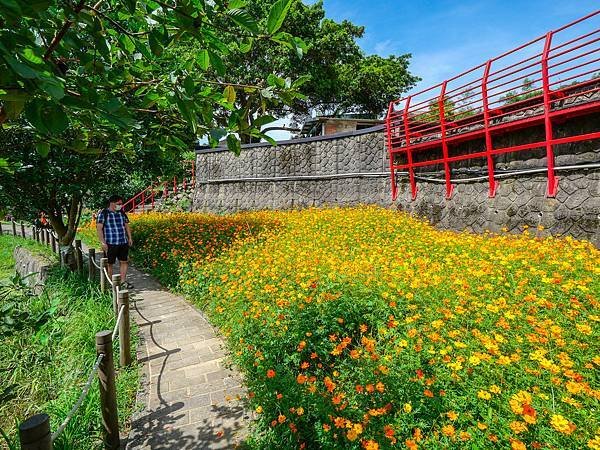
[314,0,599,90]
[262,1,599,141]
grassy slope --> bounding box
[0,235,139,449]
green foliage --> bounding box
[500,78,542,105]
[181,0,419,141]
[0,236,139,448]
[0,0,304,161]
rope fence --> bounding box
[7,222,133,450]
[50,354,104,443]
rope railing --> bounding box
[10,225,133,450]
[112,305,126,341]
[50,353,105,443]
[103,267,114,287]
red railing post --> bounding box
[163,183,168,198]
[541,31,558,197]
[482,60,498,197]
[438,81,454,199]
[402,97,418,200]
[141,191,145,212]
[385,102,398,201]
[151,191,155,209]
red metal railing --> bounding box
[385,10,600,200]
[122,160,196,213]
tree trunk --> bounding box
[47,193,83,269]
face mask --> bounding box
[115,205,122,211]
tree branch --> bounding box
[83,5,150,37]
[44,0,89,61]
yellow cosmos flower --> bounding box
[478,390,492,400]
[550,414,576,434]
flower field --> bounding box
[128,207,597,448]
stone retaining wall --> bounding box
[193,119,600,245]
[14,246,54,293]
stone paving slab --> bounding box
[124,266,251,450]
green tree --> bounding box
[0,0,303,244]
[191,0,419,141]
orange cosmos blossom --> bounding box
[266,369,276,378]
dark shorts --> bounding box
[106,244,129,264]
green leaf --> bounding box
[148,30,163,56]
[239,37,253,53]
[0,0,22,19]
[21,48,43,65]
[197,49,210,70]
[209,128,227,145]
[36,142,50,157]
[44,104,69,134]
[260,133,277,146]
[253,115,276,128]
[267,0,292,35]
[292,74,312,88]
[25,100,69,134]
[223,85,236,104]
[183,76,195,96]
[293,36,306,58]
[118,34,136,53]
[227,0,246,9]
[226,134,241,155]
[228,8,259,35]
[4,100,25,119]
[0,89,30,101]
[208,50,225,76]
[38,78,65,100]
[5,57,38,79]
[124,0,137,13]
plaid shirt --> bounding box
[97,209,129,245]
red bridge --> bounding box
[385,10,600,201]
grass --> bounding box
[122,207,599,450]
[0,235,139,450]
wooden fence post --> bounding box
[111,274,121,315]
[51,233,57,253]
[118,289,131,366]
[44,229,49,245]
[20,221,26,238]
[12,220,17,236]
[95,331,120,450]
[75,240,83,273]
[0,222,3,235]
[88,248,96,281]
[18,413,52,450]
[100,258,108,293]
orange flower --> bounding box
[278,414,286,424]
[361,440,379,450]
[424,389,434,398]
[266,369,276,378]
[441,424,455,437]
[405,439,418,450]
[296,374,307,384]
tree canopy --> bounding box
[0,0,304,160]
[0,0,304,244]
[201,0,419,139]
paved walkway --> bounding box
[6,225,251,448]
[125,266,250,449]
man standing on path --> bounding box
[96,195,134,287]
